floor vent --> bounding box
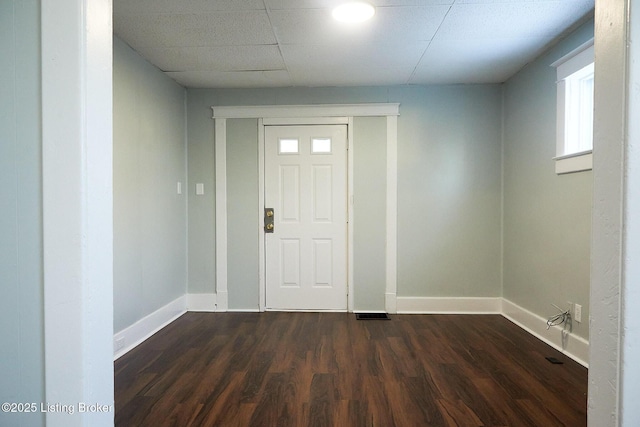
[356,313,390,320]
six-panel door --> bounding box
[264,125,348,310]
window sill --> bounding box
[554,150,592,174]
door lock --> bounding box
[264,208,274,233]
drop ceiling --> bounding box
[113,0,594,89]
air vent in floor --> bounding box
[355,313,390,320]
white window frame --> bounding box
[551,39,594,174]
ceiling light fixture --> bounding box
[332,1,375,23]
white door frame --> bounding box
[211,104,399,313]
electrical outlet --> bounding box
[574,304,582,323]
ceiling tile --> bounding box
[114,0,593,88]
[114,11,277,48]
[282,41,423,85]
[434,1,593,40]
[281,41,428,70]
[264,0,453,8]
[136,45,286,73]
[114,0,265,15]
[165,70,292,88]
[410,36,555,84]
[288,66,415,87]
[269,5,450,45]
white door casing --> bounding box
[264,125,348,310]
[212,103,399,314]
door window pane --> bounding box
[312,138,331,154]
[279,138,299,154]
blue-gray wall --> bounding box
[186,85,503,310]
[226,118,260,309]
[0,1,45,426]
[113,37,188,333]
[502,19,594,340]
[397,85,503,297]
[353,116,387,310]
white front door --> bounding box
[264,125,348,310]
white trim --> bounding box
[212,103,400,119]
[555,151,593,174]
[227,308,261,312]
[215,119,229,312]
[263,117,349,125]
[258,119,266,312]
[385,115,398,314]
[113,296,187,360]
[42,0,114,423]
[553,149,593,160]
[396,297,502,314]
[216,103,399,312]
[551,39,595,80]
[385,293,398,314]
[347,117,355,312]
[187,293,218,312]
[216,290,229,311]
[501,298,589,367]
[353,310,388,314]
[264,309,349,313]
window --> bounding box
[311,137,332,154]
[551,39,594,174]
[279,138,299,154]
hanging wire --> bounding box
[546,304,571,330]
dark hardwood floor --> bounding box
[114,312,587,426]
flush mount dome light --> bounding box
[332,1,375,23]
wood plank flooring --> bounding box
[114,313,587,426]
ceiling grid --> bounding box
[113,0,594,88]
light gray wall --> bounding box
[227,118,260,309]
[353,116,387,310]
[0,1,45,426]
[502,19,594,340]
[113,37,188,333]
[187,85,503,309]
[186,92,216,295]
[396,85,503,297]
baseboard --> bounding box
[187,293,218,312]
[385,293,397,314]
[396,297,502,314]
[501,298,589,367]
[113,295,187,360]
[353,310,387,314]
[113,293,589,368]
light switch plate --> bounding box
[196,183,204,195]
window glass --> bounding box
[312,138,331,153]
[564,62,594,155]
[279,138,299,154]
[551,39,594,174]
